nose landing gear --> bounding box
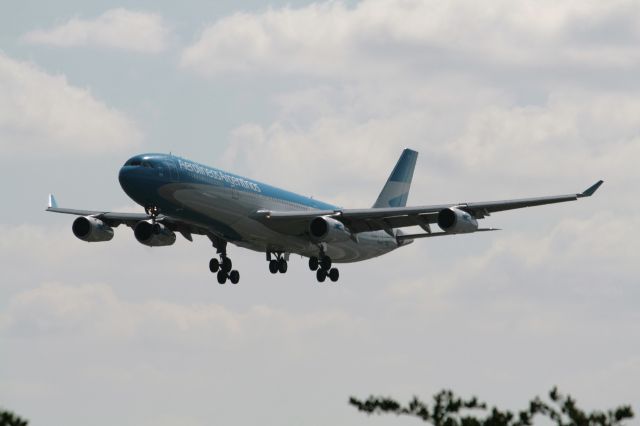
[267,251,289,274]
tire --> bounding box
[316,268,327,282]
[217,270,227,284]
[221,257,232,272]
[229,270,240,284]
[308,257,319,271]
[328,268,339,282]
[209,258,219,273]
[269,259,279,274]
[320,255,332,271]
[278,259,288,274]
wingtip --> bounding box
[580,180,604,197]
[48,193,58,209]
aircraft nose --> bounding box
[118,166,134,191]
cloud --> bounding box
[23,9,171,53]
[0,282,362,343]
[222,85,639,209]
[181,0,640,77]
[0,53,142,157]
[445,90,640,182]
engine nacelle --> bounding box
[309,216,352,243]
[72,216,114,242]
[437,207,478,233]
[134,220,176,247]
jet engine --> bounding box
[72,216,114,242]
[309,216,352,243]
[134,220,176,247]
[437,207,478,233]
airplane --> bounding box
[47,149,603,284]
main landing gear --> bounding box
[267,251,289,274]
[208,237,240,285]
[308,253,339,283]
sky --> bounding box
[1,1,639,425]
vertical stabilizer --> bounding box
[373,149,418,208]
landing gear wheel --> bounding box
[217,270,227,284]
[278,258,288,273]
[308,257,319,271]
[221,257,232,273]
[328,268,339,282]
[320,255,332,271]
[209,258,220,273]
[269,260,279,274]
[316,268,327,282]
[229,270,240,284]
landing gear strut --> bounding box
[267,251,289,274]
[309,250,339,283]
[208,235,240,284]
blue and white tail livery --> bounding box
[46,148,603,285]
[373,148,418,208]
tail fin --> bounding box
[373,148,418,208]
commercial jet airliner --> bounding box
[47,149,603,284]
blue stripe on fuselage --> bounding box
[131,153,338,211]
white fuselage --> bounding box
[165,181,399,263]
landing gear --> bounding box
[208,235,239,284]
[328,267,339,282]
[312,250,339,283]
[320,255,332,271]
[145,205,160,218]
[267,251,289,275]
[269,260,279,274]
[308,256,319,271]
[209,258,219,272]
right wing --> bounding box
[251,180,604,236]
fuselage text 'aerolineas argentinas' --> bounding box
[47,149,603,284]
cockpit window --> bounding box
[127,159,142,166]
[142,161,153,168]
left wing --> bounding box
[251,180,604,236]
[46,194,206,240]
[47,194,151,227]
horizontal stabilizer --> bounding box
[397,228,500,241]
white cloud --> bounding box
[0,53,142,157]
[222,85,639,209]
[23,9,171,53]
[4,2,640,424]
[445,90,640,182]
[181,0,640,77]
[0,282,362,343]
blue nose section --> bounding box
[118,166,133,192]
[119,166,148,204]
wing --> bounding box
[45,194,206,241]
[251,180,604,236]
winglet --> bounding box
[579,180,604,198]
[48,194,58,209]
